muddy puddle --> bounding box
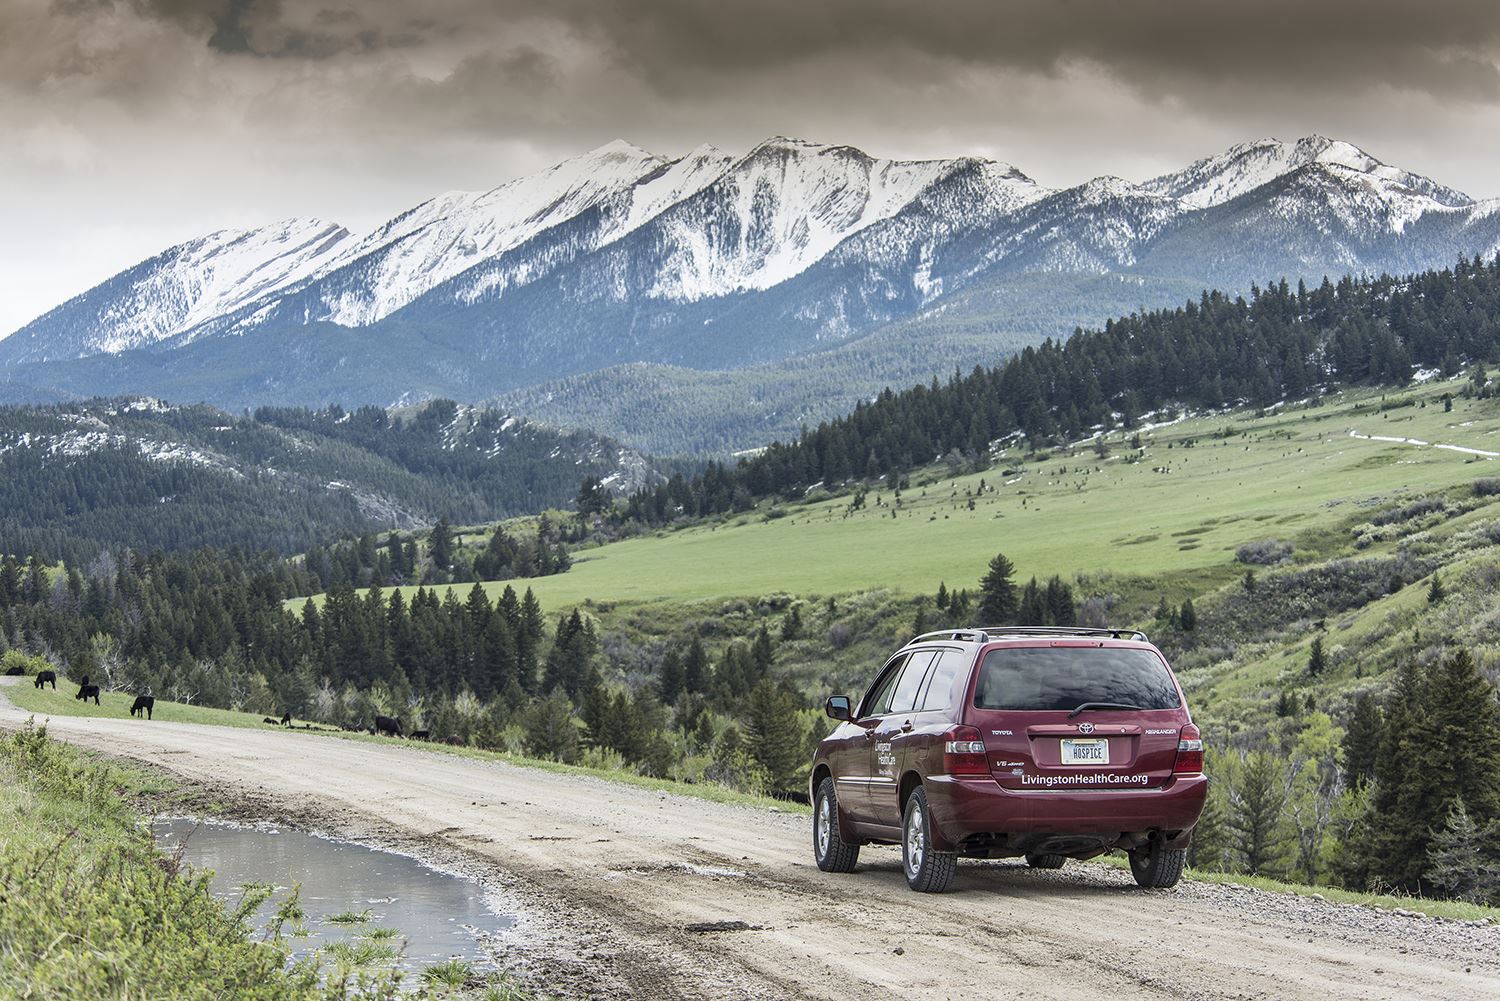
[154,818,511,968]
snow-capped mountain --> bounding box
[1142,136,1472,216]
[3,134,1499,416]
[7,218,352,364]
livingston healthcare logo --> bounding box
[1020,772,1152,788]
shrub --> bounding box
[1236,539,1294,566]
[827,621,854,649]
[1371,496,1448,527]
[1474,478,1500,498]
[0,649,52,676]
[0,723,355,1000]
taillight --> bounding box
[942,725,989,775]
[1173,723,1204,774]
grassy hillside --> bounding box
[374,378,1498,611]
[281,375,1500,749]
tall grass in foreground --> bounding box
[0,720,536,1000]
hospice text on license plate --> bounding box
[1061,738,1109,765]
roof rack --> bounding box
[906,625,1150,646]
[906,629,994,645]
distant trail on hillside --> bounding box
[1347,429,1499,459]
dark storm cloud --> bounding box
[15,1,1500,117]
[5,0,1500,336]
[45,1,1499,103]
[512,0,1500,106]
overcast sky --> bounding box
[4,0,1500,335]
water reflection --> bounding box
[154,818,511,968]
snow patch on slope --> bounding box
[318,141,672,325]
[647,138,967,301]
[1145,136,1473,229]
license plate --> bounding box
[1061,738,1109,765]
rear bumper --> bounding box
[922,773,1209,852]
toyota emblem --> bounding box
[1077,722,1095,734]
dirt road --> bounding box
[4,685,1496,1001]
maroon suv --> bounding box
[811,627,1207,892]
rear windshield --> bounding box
[973,647,1180,712]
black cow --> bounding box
[280,711,292,727]
[130,695,155,719]
[76,684,101,705]
[263,717,280,725]
[4,666,24,676]
[410,729,430,741]
[34,670,57,690]
[373,715,403,737]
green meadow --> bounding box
[344,378,1498,612]
[6,684,306,730]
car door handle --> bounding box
[864,728,878,739]
[900,720,913,733]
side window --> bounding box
[859,654,908,718]
[885,651,938,715]
[917,649,970,712]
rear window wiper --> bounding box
[1067,702,1144,719]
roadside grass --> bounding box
[1087,854,1500,922]
[324,908,373,925]
[0,720,341,1000]
[1184,867,1500,922]
[1,682,809,816]
[0,721,544,1000]
[6,683,342,732]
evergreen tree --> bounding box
[1178,598,1197,632]
[657,648,685,705]
[1422,649,1500,821]
[682,636,709,694]
[779,605,802,640]
[1341,693,1382,786]
[1044,575,1076,626]
[428,517,454,572]
[1017,577,1045,625]
[1307,637,1327,677]
[1187,758,1231,872]
[522,691,580,763]
[912,604,929,638]
[979,552,1019,624]
[751,625,774,680]
[744,679,805,796]
[1425,800,1500,905]
[541,609,596,699]
[1427,573,1446,604]
[1341,659,1431,891]
[1226,749,1294,877]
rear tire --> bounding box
[1025,853,1066,870]
[1129,843,1186,888]
[902,787,957,893]
[812,777,859,873]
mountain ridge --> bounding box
[4,134,1499,452]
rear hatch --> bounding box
[966,641,1187,790]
